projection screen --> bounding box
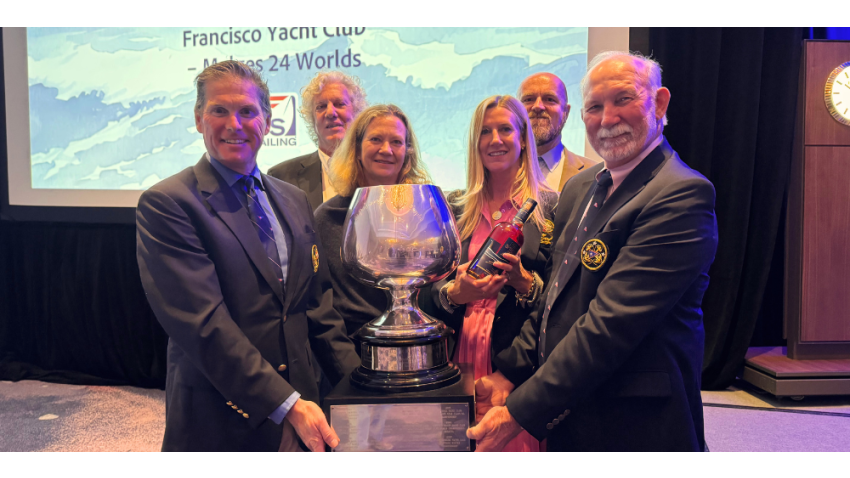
[3,27,628,209]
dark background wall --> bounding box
[0,31,167,387]
[2,27,849,389]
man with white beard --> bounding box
[518,72,598,192]
[468,51,718,452]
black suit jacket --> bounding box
[495,138,718,451]
[314,195,389,356]
[420,190,558,368]
[136,156,359,451]
[267,151,323,211]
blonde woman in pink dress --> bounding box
[421,95,557,452]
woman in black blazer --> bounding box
[420,95,556,452]
[315,104,431,355]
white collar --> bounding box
[319,149,331,167]
[603,134,664,191]
[539,141,565,171]
[317,148,331,172]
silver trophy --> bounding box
[342,184,461,391]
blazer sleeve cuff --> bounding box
[505,392,546,441]
[252,379,299,429]
[504,370,575,442]
[493,349,536,387]
[420,277,465,328]
[268,391,301,425]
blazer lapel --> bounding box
[195,156,285,302]
[558,150,587,192]
[264,175,313,311]
[546,138,670,306]
[298,152,323,210]
[584,138,672,239]
[548,172,598,282]
[460,239,470,264]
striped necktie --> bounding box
[240,175,285,287]
[538,170,613,361]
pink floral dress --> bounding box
[454,201,540,452]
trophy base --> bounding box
[352,327,460,392]
[350,362,461,393]
[325,364,474,452]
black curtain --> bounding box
[634,28,803,389]
[0,222,168,387]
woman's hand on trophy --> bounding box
[448,262,508,304]
[492,253,533,295]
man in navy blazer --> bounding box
[468,52,718,451]
[137,61,359,452]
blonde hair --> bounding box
[300,71,368,146]
[328,104,431,197]
[453,95,553,241]
[194,60,271,118]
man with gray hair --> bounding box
[468,51,717,451]
[268,71,368,210]
[519,72,597,192]
[137,60,359,452]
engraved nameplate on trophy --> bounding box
[330,400,471,451]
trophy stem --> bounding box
[386,286,433,326]
[359,284,440,337]
[352,286,461,392]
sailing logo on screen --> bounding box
[265,94,298,147]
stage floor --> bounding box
[1,379,848,452]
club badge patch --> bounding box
[312,245,319,273]
[540,219,555,245]
[580,238,608,271]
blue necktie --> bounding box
[240,175,285,288]
[539,170,613,361]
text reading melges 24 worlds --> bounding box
[184,27,366,72]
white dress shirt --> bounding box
[577,134,666,224]
[537,142,566,191]
[318,149,339,202]
[606,134,664,199]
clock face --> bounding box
[825,61,850,126]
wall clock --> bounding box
[825,61,850,126]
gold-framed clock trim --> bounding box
[824,60,850,126]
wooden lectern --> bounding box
[743,40,850,397]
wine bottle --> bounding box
[467,198,538,279]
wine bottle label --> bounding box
[470,237,521,277]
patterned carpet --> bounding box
[0,380,164,452]
[1,379,848,452]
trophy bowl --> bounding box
[342,184,462,392]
